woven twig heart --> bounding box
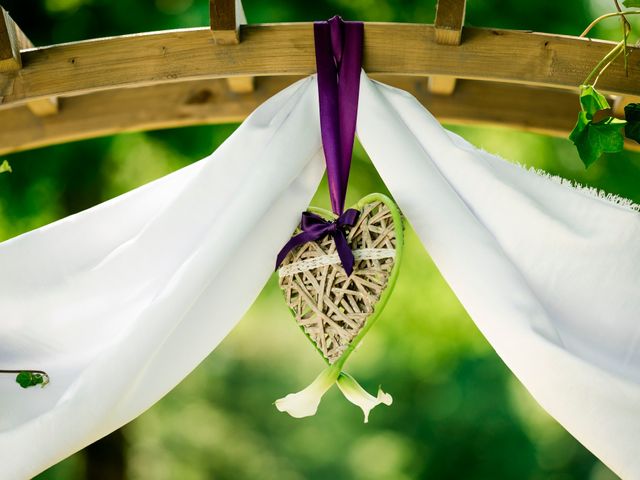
[278,193,403,365]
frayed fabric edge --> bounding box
[443,130,640,214]
[520,164,640,213]
[477,143,640,214]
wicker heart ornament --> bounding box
[275,193,403,421]
[274,18,400,422]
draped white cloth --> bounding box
[1,73,639,479]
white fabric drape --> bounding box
[0,76,325,478]
[357,76,640,479]
[1,73,639,479]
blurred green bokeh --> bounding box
[1,1,639,479]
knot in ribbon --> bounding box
[276,209,360,276]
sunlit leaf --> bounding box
[622,0,640,7]
[569,86,626,167]
[0,160,11,174]
[579,86,610,117]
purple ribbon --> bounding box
[315,15,363,215]
[275,16,364,276]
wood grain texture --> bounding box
[1,23,640,111]
[0,9,18,70]
[210,0,239,44]
[1,75,637,155]
[434,0,466,45]
[0,77,292,154]
[0,7,32,72]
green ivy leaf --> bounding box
[570,116,626,167]
[569,86,626,167]
[15,371,47,388]
[579,85,610,116]
[622,0,640,7]
[0,160,11,174]
[624,103,640,143]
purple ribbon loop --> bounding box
[275,209,360,276]
[275,16,364,275]
[315,16,363,215]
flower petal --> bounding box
[336,372,393,423]
[275,366,340,418]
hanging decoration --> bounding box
[274,16,404,422]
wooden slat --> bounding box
[428,76,457,95]
[226,76,255,93]
[209,0,254,92]
[0,23,640,111]
[26,97,59,116]
[0,77,294,155]
[0,8,59,116]
[0,7,33,72]
[0,75,636,156]
[210,0,245,45]
[429,0,466,95]
[434,0,466,45]
[612,94,640,117]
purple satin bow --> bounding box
[275,16,363,275]
[276,209,360,275]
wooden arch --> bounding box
[1,0,640,155]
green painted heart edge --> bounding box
[282,192,404,371]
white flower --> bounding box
[275,367,393,422]
[336,372,393,423]
[275,366,340,418]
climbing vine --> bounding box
[570,0,640,166]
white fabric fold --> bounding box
[0,76,324,479]
[356,74,640,479]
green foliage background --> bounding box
[1,1,640,479]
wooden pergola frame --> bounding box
[1,0,639,155]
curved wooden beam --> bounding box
[1,23,639,111]
[1,75,637,156]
